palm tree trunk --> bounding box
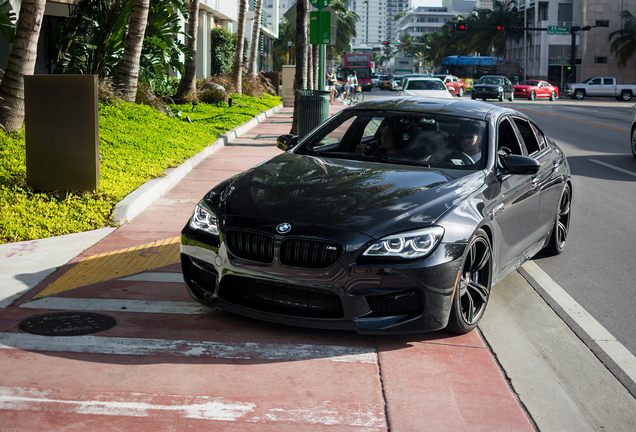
[114,0,150,103]
[0,0,46,132]
[307,28,314,90]
[312,44,319,89]
[248,0,263,75]
[176,0,199,101]
[232,0,248,94]
[290,0,309,134]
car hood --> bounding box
[215,153,485,238]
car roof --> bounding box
[346,96,517,121]
[405,77,443,81]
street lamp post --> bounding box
[287,41,293,65]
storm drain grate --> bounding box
[18,312,117,336]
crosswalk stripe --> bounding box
[0,333,377,363]
[0,386,385,426]
[20,297,209,314]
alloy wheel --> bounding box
[457,235,492,326]
[555,186,571,251]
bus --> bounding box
[439,56,523,92]
[343,53,373,91]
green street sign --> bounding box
[310,11,331,45]
[310,0,330,8]
[548,25,570,35]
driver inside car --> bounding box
[355,120,401,157]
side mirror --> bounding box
[277,134,298,151]
[501,154,540,175]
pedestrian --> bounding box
[327,68,338,104]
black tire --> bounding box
[458,87,464,97]
[550,91,557,101]
[446,229,493,334]
[544,184,571,255]
[631,127,636,158]
[574,90,585,100]
[529,91,536,101]
[621,91,632,101]
[471,94,476,100]
[509,91,514,101]
[498,92,504,101]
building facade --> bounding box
[507,0,636,89]
[395,0,476,41]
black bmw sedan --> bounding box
[180,97,572,334]
[471,75,515,101]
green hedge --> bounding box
[0,94,281,244]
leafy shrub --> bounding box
[0,94,281,244]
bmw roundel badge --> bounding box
[276,223,292,234]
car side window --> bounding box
[603,78,613,85]
[498,118,523,155]
[530,123,547,150]
[311,116,358,150]
[512,118,540,155]
[590,78,602,85]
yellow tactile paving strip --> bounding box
[34,237,181,299]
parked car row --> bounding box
[373,72,565,103]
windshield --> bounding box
[405,80,446,90]
[478,77,503,85]
[519,80,539,86]
[294,110,488,170]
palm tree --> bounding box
[114,0,150,103]
[609,10,636,80]
[248,0,264,75]
[290,0,309,134]
[176,0,199,100]
[0,0,47,132]
[327,0,357,58]
[463,1,522,57]
[232,0,248,94]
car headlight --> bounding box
[190,202,219,235]
[363,226,444,259]
[498,86,504,92]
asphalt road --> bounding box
[369,86,636,397]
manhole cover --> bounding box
[18,312,117,336]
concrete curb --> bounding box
[111,104,283,225]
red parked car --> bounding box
[433,74,467,97]
[514,80,559,101]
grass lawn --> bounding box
[0,94,281,244]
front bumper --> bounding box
[180,227,465,335]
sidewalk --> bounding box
[0,103,535,430]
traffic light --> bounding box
[403,42,409,46]
[383,41,389,45]
[455,22,468,31]
[496,25,503,30]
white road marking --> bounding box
[0,333,377,363]
[20,297,210,314]
[523,261,636,385]
[0,386,385,426]
[0,386,255,421]
[120,272,184,283]
[589,159,636,178]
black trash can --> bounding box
[297,89,331,138]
